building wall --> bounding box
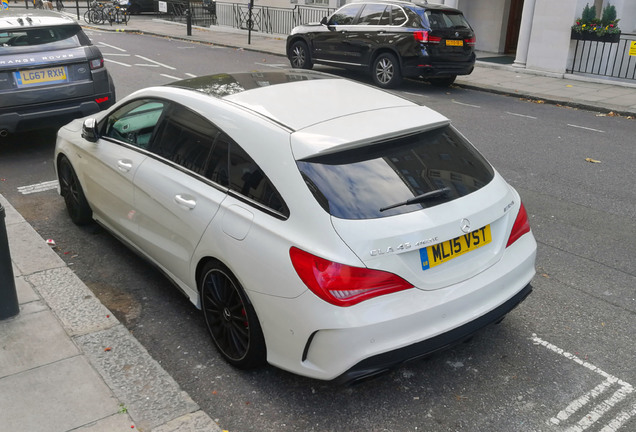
[457,0,509,53]
[524,0,578,73]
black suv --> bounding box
[286,0,475,88]
[0,9,115,137]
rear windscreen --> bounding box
[0,25,90,54]
[297,125,494,220]
[424,10,472,30]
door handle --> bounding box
[174,194,196,209]
[117,159,133,172]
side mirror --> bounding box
[81,118,98,143]
[320,16,328,25]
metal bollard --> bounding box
[0,204,19,320]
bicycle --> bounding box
[84,0,107,24]
[105,0,130,25]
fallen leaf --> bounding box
[585,158,602,163]
[104,347,112,352]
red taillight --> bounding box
[289,247,414,307]
[465,36,476,46]
[95,96,109,104]
[89,58,104,70]
[414,30,441,43]
[506,203,531,247]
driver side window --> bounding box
[103,99,168,149]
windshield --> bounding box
[297,125,494,220]
[0,25,90,54]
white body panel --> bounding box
[54,72,537,381]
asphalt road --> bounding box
[1,29,635,432]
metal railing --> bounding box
[158,1,334,35]
[568,33,636,81]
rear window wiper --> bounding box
[380,187,450,212]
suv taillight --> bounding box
[465,36,476,46]
[89,58,104,70]
[414,30,441,44]
[506,203,531,247]
[290,247,414,307]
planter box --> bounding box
[571,30,621,43]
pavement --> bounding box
[1,15,635,432]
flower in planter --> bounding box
[572,3,620,36]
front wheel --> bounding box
[200,262,266,369]
[371,52,402,89]
[58,157,93,225]
[289,40,313,70]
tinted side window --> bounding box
[103,99,167,149]
[389,6,407,26]
[150,106,218,175]
[328,4,363,25]
[207,134,288,217]
[357,4,389,25]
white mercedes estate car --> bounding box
[55,70,536,383]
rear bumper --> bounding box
[0,93,114,134]
[402,54,476,78]
[334,283,532,384]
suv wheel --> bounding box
[371,53,402,89]
[289,40,313,70]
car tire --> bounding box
[428,75,457,87]
[200,261,267,369]
[58,156,93,225]
[289,40,313,70]
[371,52,402,89]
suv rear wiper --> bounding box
[380,187,450,212]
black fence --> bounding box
[569,33,636,81]
[157,1,334,35]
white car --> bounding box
[55,70,536,383]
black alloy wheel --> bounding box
[371,52,402,89]
[290,40,313,69]
[200,262,266,369]
[58,157,93,225]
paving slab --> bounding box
[0,310,79,378]
[0,356,122,432]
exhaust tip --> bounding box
[0,129,9,138]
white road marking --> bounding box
[105,59,132,67]
[161,74,182,80]
[532,335,635,431]
[17,180,58,195]
[185,73,197,78]
[452,100,481,108]
[568,124,605,133]
[135,64,160,67]
[135,55,176,70]
[254,63,287,68]
[102,53,131,57]
[98,42,127,52]
[506,111,537,119]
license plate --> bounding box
[446,39,464,46]
[420,225,491,270]
[14,66,68,88]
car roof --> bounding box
[0,9,77,30]
[348,0,462,13]
[163,70,450,159]
[166,70,447,132]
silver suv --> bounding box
[0,9,115,137]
